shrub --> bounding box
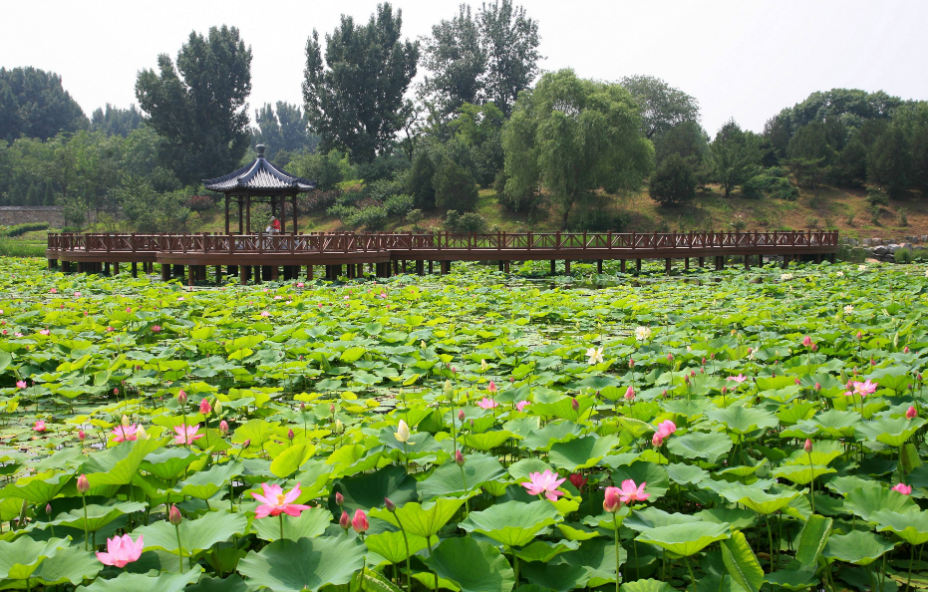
[347,206,388,231]
[406,150,436,209]
[406,209,424,230]
[899,208,909,227]
[742,167,798,201]
[649,154,696,206]
[867,187,889,207]
[184,195,214,212]
[895,247,914,264]
[730,216,747,232]
[433,160,479,212]
[384,194,414,216]
[2,222,49,237]
[326,204,357,221]
[567,208,630,232]
[365,178,405,204]
[443,210,487,233]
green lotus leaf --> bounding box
[772,464,836,485]
[460,500,560,547]
[548,435,619,472]
[717,485,801,515]
[636,522,731,557]
[855,416,926,447]
[133,510,248,554]
[694,507,757,530]
[52,501,145,532]
[821,530,896,565]
[520,562,590,592]
[0,472,72,505]
[721,530,763,592]
[176,461,243,500]
[843,486,916,521]
[620,579,676,592]
[871,509,928,545]
[270,443,316,478]
[251,506,332,542]
[422,536,515,592]
[462,430,518,452]
[364,530,437,564]
[784,439,844,467]
[0,536,70,581]
[371,497,468,538]
[556,538,626,588]
[141,447,201,481]
[794,514,832,567]
[184,575,250,592]
[75,568,202,592]
[238,535,366,592]
[625,507,702,532]
[82,438,164,487]
[666,432,732,464]
[514,539,580,563]
[666,463,709,485]
[806,409,861,438]
[706,405,779,434]
[763,569,818,591]
[417,453,506,500]
[331,466,417,514]
[508,458,555,482]
[29,544,102,587]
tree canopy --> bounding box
[251,102,319,163]
[620,75,700,140]
[90,104,143,138]
[303,3,419,163]
[135,25,253,185]
[502,69,653,228]
[0,67,88,143]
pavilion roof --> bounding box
[203,145,316,194]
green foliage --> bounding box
[135,26,252,185]
[287,149,352,191]
[710,120,763,197]
[89,104,143,138]
[405,208,424,229]
[346,205,388,231]
[434,159,479,211]
[620,75,700,141]
[503,69,653,229]
[742,167,798,201]
[251,102,318,162]
[2,222,48,237]
[303,3,419,163]
[383,193,414,216]
[405,148,437,209]
[649,154,696,207]
[0,67,88,143]
[443,210,487,233]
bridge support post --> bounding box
[684,257,690,271]
[597,260,603,274]
[698,257,704,267]
[504,260,510,273]
[416,260,424,276]
[240,266,247,285]
[62,260,70,273]
[104,262,111,275]
[499,260,504,272]
[441,261,451,274]
[305,265,313,281]
[215,266,222,285]
[113,262,119,275]
[635,259,641,275]
[550,260,556,275]
[744,255,751,270]
[428,261,434,274]
[665,258,671,275]
[782,255,789,269]
[830,253,836,263]
[402,260,407,274]
[620,260,626,274]
[131,262,137,278]
[271,266,279,281]
[565,260,571,274]
[161,264,170,281]
[187,266,194,287]
[815,254,822,264]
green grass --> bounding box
[0,238,45,257]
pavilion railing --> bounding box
[48,230,839,255]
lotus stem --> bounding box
[684,555,697,592]
[394,513,412,592]
[175,523,184,572]
[807,451,815,513]
[279,513,284,541]
[81,495,89,551]
[613,513,620,592]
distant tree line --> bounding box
[1,2,927,233]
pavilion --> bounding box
[203,144,316,234]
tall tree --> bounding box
[135,25,252,185]
[620,75,700,141]
[710,120,762,197]
[303,3,419,163]
[502,69,653,228]
[0,67,88,143]
[90,104,143,137]
[868,120,913,198]
[420,1,541,118]
[251,102,319,161]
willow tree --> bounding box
[501,69,653,227]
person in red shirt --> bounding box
[271,217,281,233]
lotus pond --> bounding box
[0,257,927,592]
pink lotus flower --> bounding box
[39,329,50,336]
[49,288,57,294]
[15,380,26,389]
[656,420,677,439]
[487,380,498,393]
[727,374,747,383]
[251,482,311,518]
[569,473,587,490]
[802,336,813,347]
[652,432,663,447]
[352,509,369,533]
[477,398,499,410]
[603,486,621,512]
[297,283,305,288]
[199,398,211,415]
[618,479,650,504]
[339,510,350,529]
[151,325,161,333]
[892,483,912,496]
[516,400,530,412]
[73,292,81,297]
[260,311,270,317]
[219,420,229,434]
[78,430,86,440]
[173,424,204,445]
[624,386,635,401]
[521,469,566,501]
[906,406,918,420]
[112,425,138,442]
[96,534,144,567]
[852,380,878,397]
[33,420,46,432]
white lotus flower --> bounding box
[836,271,844,277]
[844,305,854,314]
[859,265,867,271]
[634,326,652,341]
[395,420,411,443]
[586,347,604,365]
[780,273,793,281]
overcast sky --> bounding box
[3,0,926,135]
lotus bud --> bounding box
[219,420,229,434]
[385,497,396,512]
[335,419,344,434]
[114,387,119,396]
[395,420,411,443]
[906,406,917,420]
[136,425,148,440]
[624,386,635,401]
[121,414,130,427]
[242,439,251,449]
[78,430,86,441]
[177,390,188,405]
[339,510,350,530]
[444,380,453,400]
[458,409,465,422]
[603,487,621,513]
[351,509,369,534]
[629,358,635,368]
[667,353,673,361]
[335,492,344,507]
[721,386,728,395]
[804,439,813,454]
[46,503,52,517]
[169,504,182,525]
[470,419,475,427]
[420,340,426,350]
[480,359,488,372]
[288,428,295,441]
[77,474,90,494]
[213,399,222,414]
[814,382,821,391]
[684,376,690,385]
[812,344,817,352]
[652,432,663,447]
[199,398,211,415]
[690,370,696,378]
[455,450,465,466]
[710,353,715,360]
[661,390,667,398]
[701,357,706,365]
[571,398,579,411]
[795,378,801,385]
[329,403,336,414]
[871,359,876,366]
[856,331,863,340]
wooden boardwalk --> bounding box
[46,230,839,284]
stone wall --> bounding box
[0,207,99,227]
[842,235,928,262]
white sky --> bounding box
[2,0,926,135]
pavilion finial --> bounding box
[256,144,266,158]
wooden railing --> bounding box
[48,230,839,254]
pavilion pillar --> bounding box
[428,261,433,274]
[245,195,251,233]
[357,263,363,277]
[499,260,504,272]
[187,266,194,287]
[292,194,298,234]
[104,262,111,275]
[684,258,690,271]
[240,267,247,285]
[238,198,244,234]
[402,260,407,274]
[306,265,313,281]
[224,195,230,234]
[744,255,751,270]
[504,260,510,273]
[161,264,170,282]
